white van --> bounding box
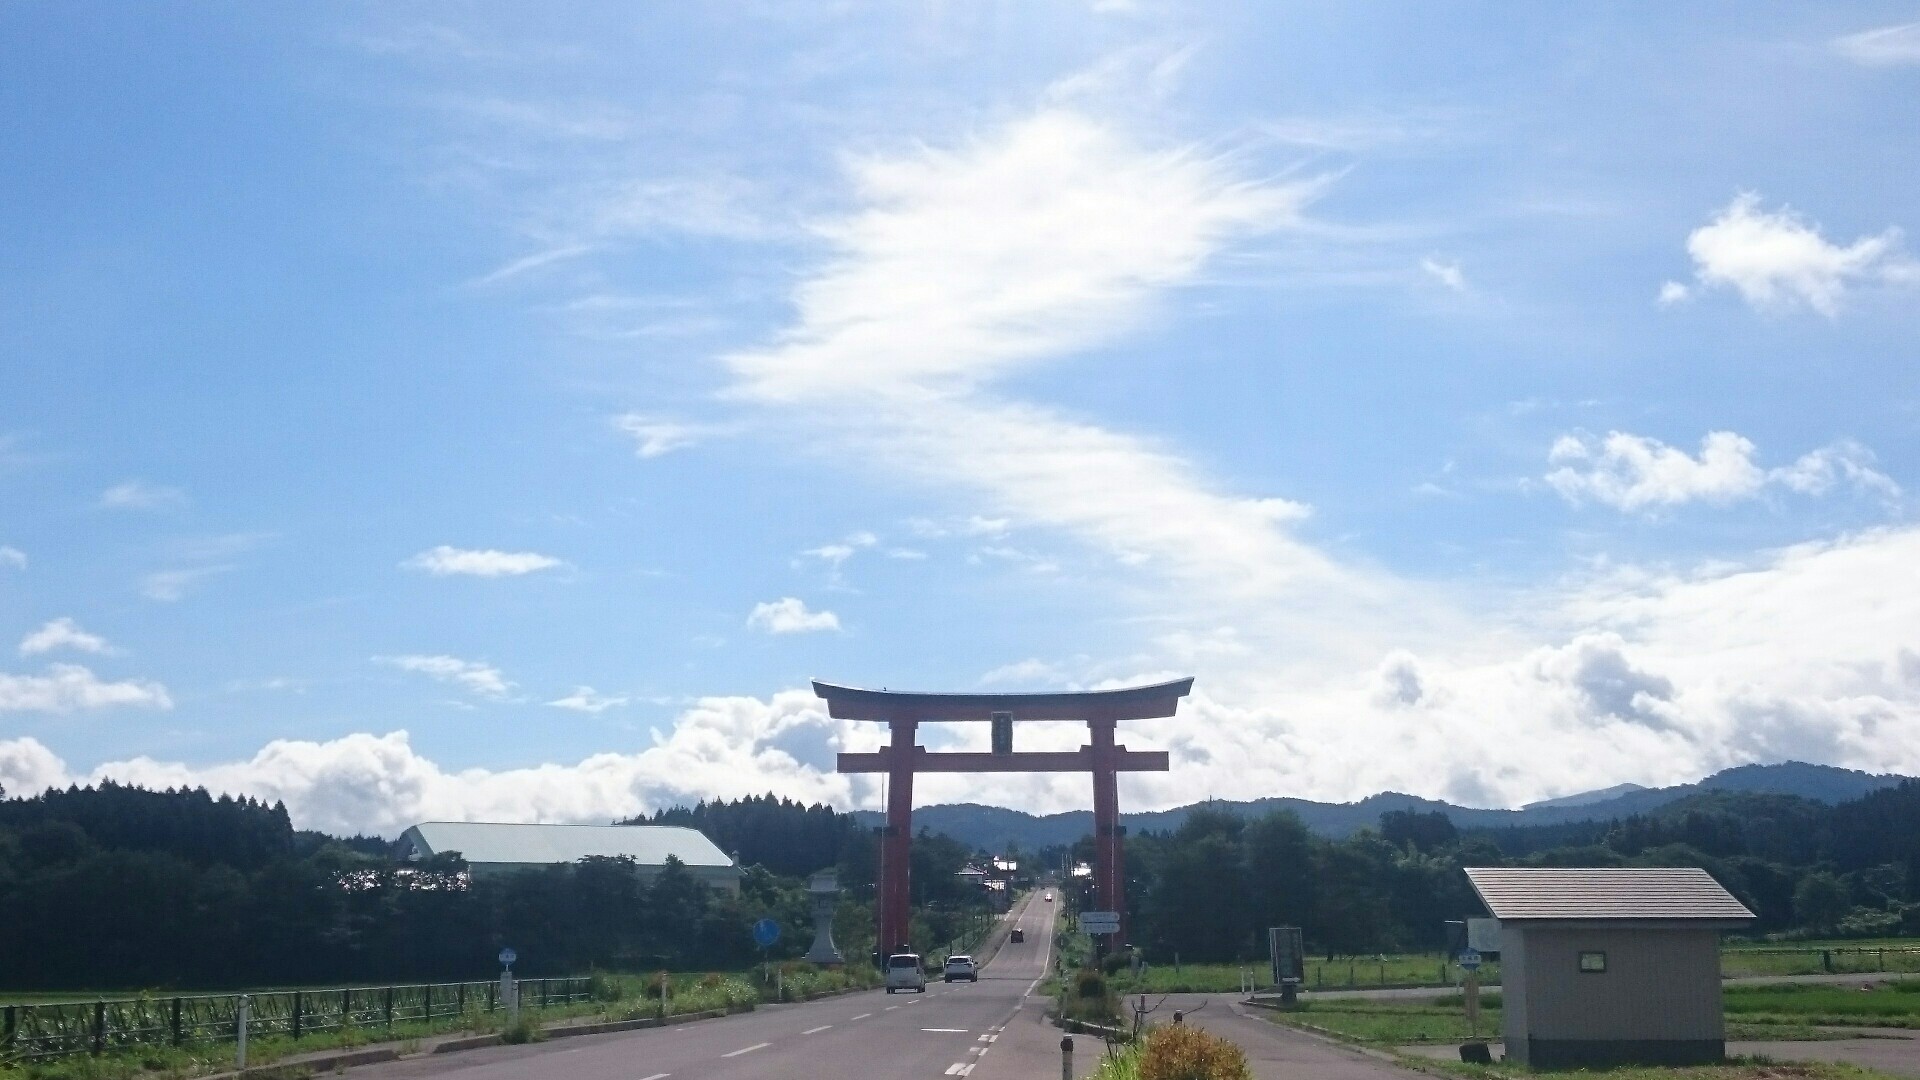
[884,952,927,993]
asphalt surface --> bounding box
[350,890,1072,1080]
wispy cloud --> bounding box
[0,664,171,713]
[469,243,593,287]
[613,414,732,459]
[377,654,514,698]
[1420,256,1467,292]
[1832,22,1920,66]
[142,567,228,602]
[403,546,564,577]
[0,546,24,570]
[746,597,841,634]
[19,618,115,657]
[547,686,629,713]
[99,481,187,511]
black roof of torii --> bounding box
[811,678,1193,723]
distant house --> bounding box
[955,863,988,887]
[1464,866,1754,1068]
[398,822,741,894]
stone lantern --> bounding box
[805,870,844,965]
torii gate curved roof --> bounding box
[811,677,1193,723]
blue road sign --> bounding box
[498,947,517,967]
[1458,948,1482,970]
[752,918,781,948]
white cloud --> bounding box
[613,414,729,458]
[142,567,227,602]
[746,597,841,634]
[802,531,879,569]
[0,664,171,713]
[19,618,114,657]
[0,546,24,570]
[724,110,1321,402]
[1833,22,1920,66]
[378,654,514,698]
[1678,193,1916,316]
[1420,256,1466,292]
[1546,431,1899,512]
[100,481,187,511]
[403,545,564,577]
[469,242,593,287]
[979,659,1070,686]
[0,691,868,835]
[1656,280,1690,306]
[547,686,629,713]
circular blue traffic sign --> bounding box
[498,947,517,966]
[1457,948,1481,970]
[752,918,781,948]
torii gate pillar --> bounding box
[820,679,1193,961]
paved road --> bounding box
[1290,969,1915,1003]
[351,890,1069,1080]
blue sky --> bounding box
[4,3,1918,835]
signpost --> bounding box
[1079,910,1120,936]
[1458,948,1483,1040]
[1269,927,1305,1005]
[754,917,782,996]
[499,948,519,1025]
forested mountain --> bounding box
[1108,781,1920,963]
[867,762,1908,851]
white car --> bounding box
[943,955,978,983]
[1044,892,1054,902]
[884,952,927,993]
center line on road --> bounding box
[944,1064,974,1076]
[884,1005,899,1010]
[922,1027,967,1032]
[851,1012,872,1020]
[802,1025,832,1034]
[639,1074,670,1080]
[721,1043,770,1058]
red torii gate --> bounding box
[818,678,1192,957]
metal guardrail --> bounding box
[0,978,592,1063]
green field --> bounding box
[1258,983,1920,1049]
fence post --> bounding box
[236,995,250,1070]
[92,1000,105,1056]
[458,983,466,1016]
[170,997,183,1047]
[385,987,394,1029]
[292,990,303,1041]
[425,984,433,1023]
[343,989,351,1029]
[3,1005,15,1056]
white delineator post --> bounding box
[235,994,250,1069]
[1060,1034,1073,1080]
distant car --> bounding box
[1010,928,1025,943]
[884,952,927,994]
[1044,892,1054,902]
[943,955,978,983]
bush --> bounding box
[1136,1024,1250,1080]
[500,1014,547,1044]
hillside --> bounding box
[861,761,1909,852]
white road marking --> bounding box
[639,1074,670,1080]
[944,1065,975,1076]
[967,1046,986,1055]
[922,1028,967,1033]
[885,1005,899,1011]
[721,1043,769,1058]
[851,1012,873,1020]
[803,1025,832,1034]
[978,1033,998,1042]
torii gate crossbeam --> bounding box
[818,678,1192,959]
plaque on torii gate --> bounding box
[818,678,1192,960]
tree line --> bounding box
[0,784,987,991]
[1099,781,1920,963]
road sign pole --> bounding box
[235,995,249,1069]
